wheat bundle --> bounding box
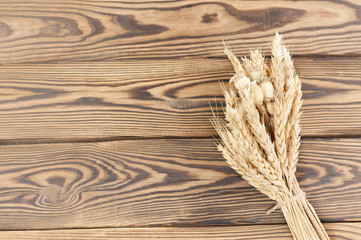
[211,33,329,240]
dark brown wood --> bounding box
[0,1,361,63]
[0,138,360,229]
[0,223,360,239]
[0,58,360,141]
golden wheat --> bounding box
[212,33,329,240]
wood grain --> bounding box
[0,58,360,141]
[1,0,361,237]
[0,223,360,239]
[0,138,360,229]
[0,1,361,63]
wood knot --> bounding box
[202,13,218,23]
[0,21,12,38]
[39,17,82,37]
[41,184,68,205]
[168,99,209,110]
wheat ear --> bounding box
[271,33,288,170]
[212,33,330,240]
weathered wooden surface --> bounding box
[0,58,360,141]
[1,1,361,63]
[0,138,360,229]
[0,223,360,240]
[1,0,361,238]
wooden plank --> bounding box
[0,1,361,63]
[0,58,360,141]
[0,138,360,229]
[0,223,360,239]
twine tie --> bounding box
[266,192,306,214]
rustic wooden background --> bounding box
[0,0,360,239]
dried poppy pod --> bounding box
[251,84,264,106]
[249,69,262,82]
[231,74,250,91]
[259,81,274,101]
[266,102,275,115]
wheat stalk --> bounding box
[212,33,330,240]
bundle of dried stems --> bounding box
[211,33,330,240]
